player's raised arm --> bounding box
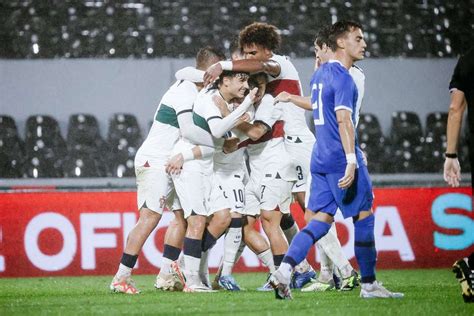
[204,59,280,86]
[207,88,257,138]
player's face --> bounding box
[314,42,331,67]
[242,44,271,61]
[249,77,267,104]
[344,28,366,61]
[224,74,250,99]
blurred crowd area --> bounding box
[1,0,473,59]
[0,111,470,178]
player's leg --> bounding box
[111,166,170,294]
[171,164,212,292]
[331,166,402,298]
[156,208,186,291]
[269,172,335,299]
[452,252,474,302]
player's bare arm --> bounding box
[204,59,280,86]
[165,145,212,175]
[444,89,466,187]
[336,109,356,189]
[234,121,269,141]
[273,92,312,110]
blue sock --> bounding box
[283,220,331,268]
[354,215,377,283]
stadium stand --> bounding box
[0,115,24,178]
[2,0,472,58]
[1,111,465,178]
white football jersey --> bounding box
[266,53,314,139]
[135,80,197,167]
[349,64,365,127]
[245,94,296,181]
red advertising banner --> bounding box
[0,187,472,277]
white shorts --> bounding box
[135,165,181,214]
[208,170,245,215]
[244,175,292,217]
[172,160,212,219]
[285,137,314,193]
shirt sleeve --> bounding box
[173,81,198,114]
[449,55,466,93]
[254,94,280,128]
[333,74,356,113]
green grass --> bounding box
[0,270,472,315]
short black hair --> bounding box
[196,46,226,70]
[315,25,331,49]
[328,20,363,51]
[248,72,267,90]
[211,70,249,90]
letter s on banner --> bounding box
[24,212,77,271]
[432,193,473,250]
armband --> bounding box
[182,149,194,162]
[219,61,233,71]
[445,152,458,159]
[346,153,357,164]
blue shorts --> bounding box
[307,165,374,219]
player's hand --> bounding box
[165,153,184,175]
[246,87,258,103]
[240,112,251,122]
[223,137,240,154]
[204,62,223,86]
[212,95,230,117]
[338,163,356,189]
[443,158,461,187]
[273,91,291,105]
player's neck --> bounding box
[333,51,353,69]
[218,90,233,103]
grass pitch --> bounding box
[1,269,472,315]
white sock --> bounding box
[277,262,293,284]
[159,257,173,276]
[257,249,275,273]
[221,227,242,276]
[199,250,210,286]
[318,223,353,279]
[283,222,299,244]
[116,263,132,278]
[316,241,334,282]
[184,255,201,286]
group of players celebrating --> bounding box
[110,20,404,300]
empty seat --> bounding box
[391,111,423,146]
[108,113,142,147]
[25,114,62,141]
[109,140,138,178]
[24,154,63,178]
[67,113,102,147]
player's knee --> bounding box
[212,210,232,229]
[260,210,281,225]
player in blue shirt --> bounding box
[269,20,404,300]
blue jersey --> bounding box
[310,61,363,173]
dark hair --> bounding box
[196,46,226,70]
[248,72,267,90]
[239,22,281,51]
[328,20,363,51]
[211,70,249,90]
[314,25,331,49]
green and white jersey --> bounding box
[135,80,198,167]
